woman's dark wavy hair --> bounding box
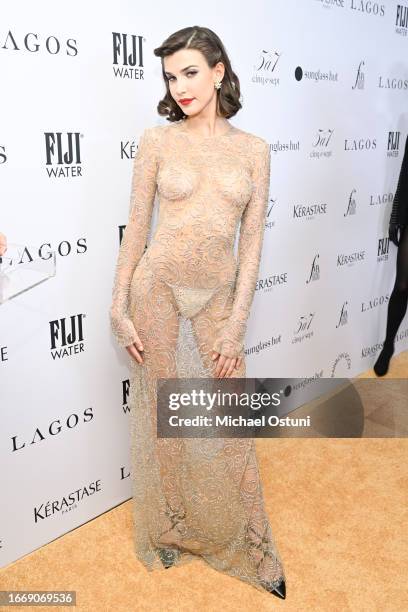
[153,26,242,122]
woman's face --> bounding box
[163,48,224,117]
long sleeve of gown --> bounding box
[109,127,159,347]
[390,133,408,227]
[212,139,271,359]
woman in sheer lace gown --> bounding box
[109,26,286,598]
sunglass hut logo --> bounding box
[45,132,82,178]
[112,32,145,79]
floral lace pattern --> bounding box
[109,119,285,593]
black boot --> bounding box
[373,341,395,377]
[260,577,286,599]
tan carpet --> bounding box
[1,352,407,611]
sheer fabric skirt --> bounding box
[127,262,286,593]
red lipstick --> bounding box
[179,98,194,106]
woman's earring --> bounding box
[214,79,222,90]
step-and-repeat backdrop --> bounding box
[1,0,407,567]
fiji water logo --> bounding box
[387,131,400,158]
[112,32,145,79]
[44,132,82,178]
[396,4,408,35]
[50,313,86,359]
[122,379,131,414]
[377,237,390,262]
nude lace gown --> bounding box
[109,119,286,593]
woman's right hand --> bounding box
[125,332,145,364]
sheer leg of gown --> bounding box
[189,283,286,592]
[128,269,195,569]
[128,270,285,593]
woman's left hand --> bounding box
[211,351,243,377]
